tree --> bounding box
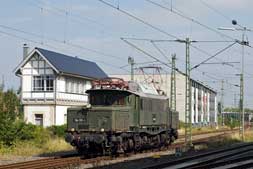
[3,89,21,121]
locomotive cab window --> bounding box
[88,90,130,106]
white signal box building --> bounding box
[15,45,107,127]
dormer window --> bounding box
[33,75,54,91]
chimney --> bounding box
[23,44,29,60]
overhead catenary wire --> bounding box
[121,37,242,90]
[146,0,235,41]
[121,37,235,84]
[0,24,123,61]
[122,37,242,99]
[120,38,185,75]
[98,0,178,39]
[98,0,249,74]
[145,0,253,50]
[25,0,119,37]
[121,37,237,69]
[26,1,253,100]
[150,41,171,63]
[0,29,129,73]
[198,0,244,29]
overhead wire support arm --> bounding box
[201,62,240,65]
[191,41,238,70]
[120,38,185,76]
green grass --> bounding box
[202,129,253,150]
[0,137,73,156]
[178,125,230,135]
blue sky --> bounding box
[0,0,253,108]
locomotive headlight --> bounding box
[73,118,86,123]
[87,104,91,108]
[70,128,75,132]
[101,128,105,132]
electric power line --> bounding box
[0,24,123,61]
[0,29,129,73]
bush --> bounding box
[225,118,240,129]
[47,124,67,138]
[0,118,50,147]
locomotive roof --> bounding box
[86,88,168,100]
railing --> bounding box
[22,91,88,102]
[56,92,88,102]
[22,91,54,100]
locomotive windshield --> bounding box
[88,90,130,106]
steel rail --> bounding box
[189,153,253,169]
[142,142,253,169]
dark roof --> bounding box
[36,47,108,79]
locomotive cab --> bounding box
[86,89,133,132]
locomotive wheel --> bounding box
[128,139,134,151]
[170,135,175,144]
[110,143,119,157]
[134,135,142,152]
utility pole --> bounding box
[239,73,244,140]
[170,54,176,111]
[185,38,192,148]
[128,56,135,81]
[221,79,224,126]
[218,20,252,141]
[240,26,246,141]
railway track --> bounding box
[0,129,238,169]
[143,142,253,169]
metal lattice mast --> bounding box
[170,54,176,111]
[240,73,244,140]
[128,57,135,81]
[240,27,246,141]
[221,79,224,126]
[185,38,192,147]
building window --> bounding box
[65,78,89,94]
[33,76,54,91]
[46,76,54,91]
[35,114,43,126]
[33,76,44,91]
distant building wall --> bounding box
[24,105,55,127]
[111,73,217,126]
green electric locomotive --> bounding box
[65,78,178,156]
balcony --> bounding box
[22,91,88,104]
[56,92,88,102]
